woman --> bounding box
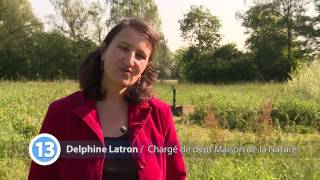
[28,17,187,180]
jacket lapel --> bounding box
[128,101,152,144]
[72,99,105,145]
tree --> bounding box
[105,0,161,30]
[273,0,310,67]
[48,0,91,41]
[297,0,320,59]
[313,0,320,57]
[174,44,257,83]
[179,5,221,52]
[0,0,42,79]
[47,0,98,77]
[0,0,99,80]
[88,0,108,45]
[239,1,311,81]
[172,48,188,80]
[214,43,244,61]
[0,0,42,37]
[153,35,174,79]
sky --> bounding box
[30,0,316,52]
[154,0,249,51]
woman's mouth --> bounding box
[120,68,132,74]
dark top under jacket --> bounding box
[102,132,138,180]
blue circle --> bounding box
[32,136,57,162]
[29,133,61,166]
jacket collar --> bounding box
[72,91,152,145]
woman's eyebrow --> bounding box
[118,41,130,47]
[118,42,148,55]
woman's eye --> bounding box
[119,46,129,52]
[136,53,146,60]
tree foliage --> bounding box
[47,0,99,72]
[0,0,42,79]
[0,0,42,36]
[153,35,175,79]
[0,0,96,80]
[179,5,221,52]
[48,0,91,41]
[238,0,311,81]
[1,0,319,81]
[297,0,320,58]
[88,0,108,45]
[175,44,257,83]
[105,0,161,30]
[176,1,319,83]
[176,5,256,83]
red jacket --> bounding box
[28,91,187,180]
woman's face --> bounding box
[101,27,152,89]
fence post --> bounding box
[172,85,176,109]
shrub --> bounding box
[288,59,320,101]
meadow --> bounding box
[0,81,319,179]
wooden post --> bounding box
[172,85,176,109]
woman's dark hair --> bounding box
[77,17,160,104]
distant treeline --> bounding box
[0,31,96,80]
[0,0,319,82]
[174,1,320,82]
[0,0,172,80]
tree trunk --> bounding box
[286,0,293,69]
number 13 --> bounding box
[35,142,55,157]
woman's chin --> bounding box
[110,77,138,88]
[117,79,135,88]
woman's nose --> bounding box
[125,52,135,67]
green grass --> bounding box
[0,81,319,179]
[156,82,320,130]
[176,123,320,180]
[155,82,284,106]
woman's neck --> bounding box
[101,76,128,105]
[97,85,128,114]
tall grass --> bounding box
[156,82,320,131]
[288,60,320,101]
[0,81,319,179]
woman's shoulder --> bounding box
[149,97,171,109]
[148,97,173,116]
[49,90,89,111]
[148,97,176,135]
